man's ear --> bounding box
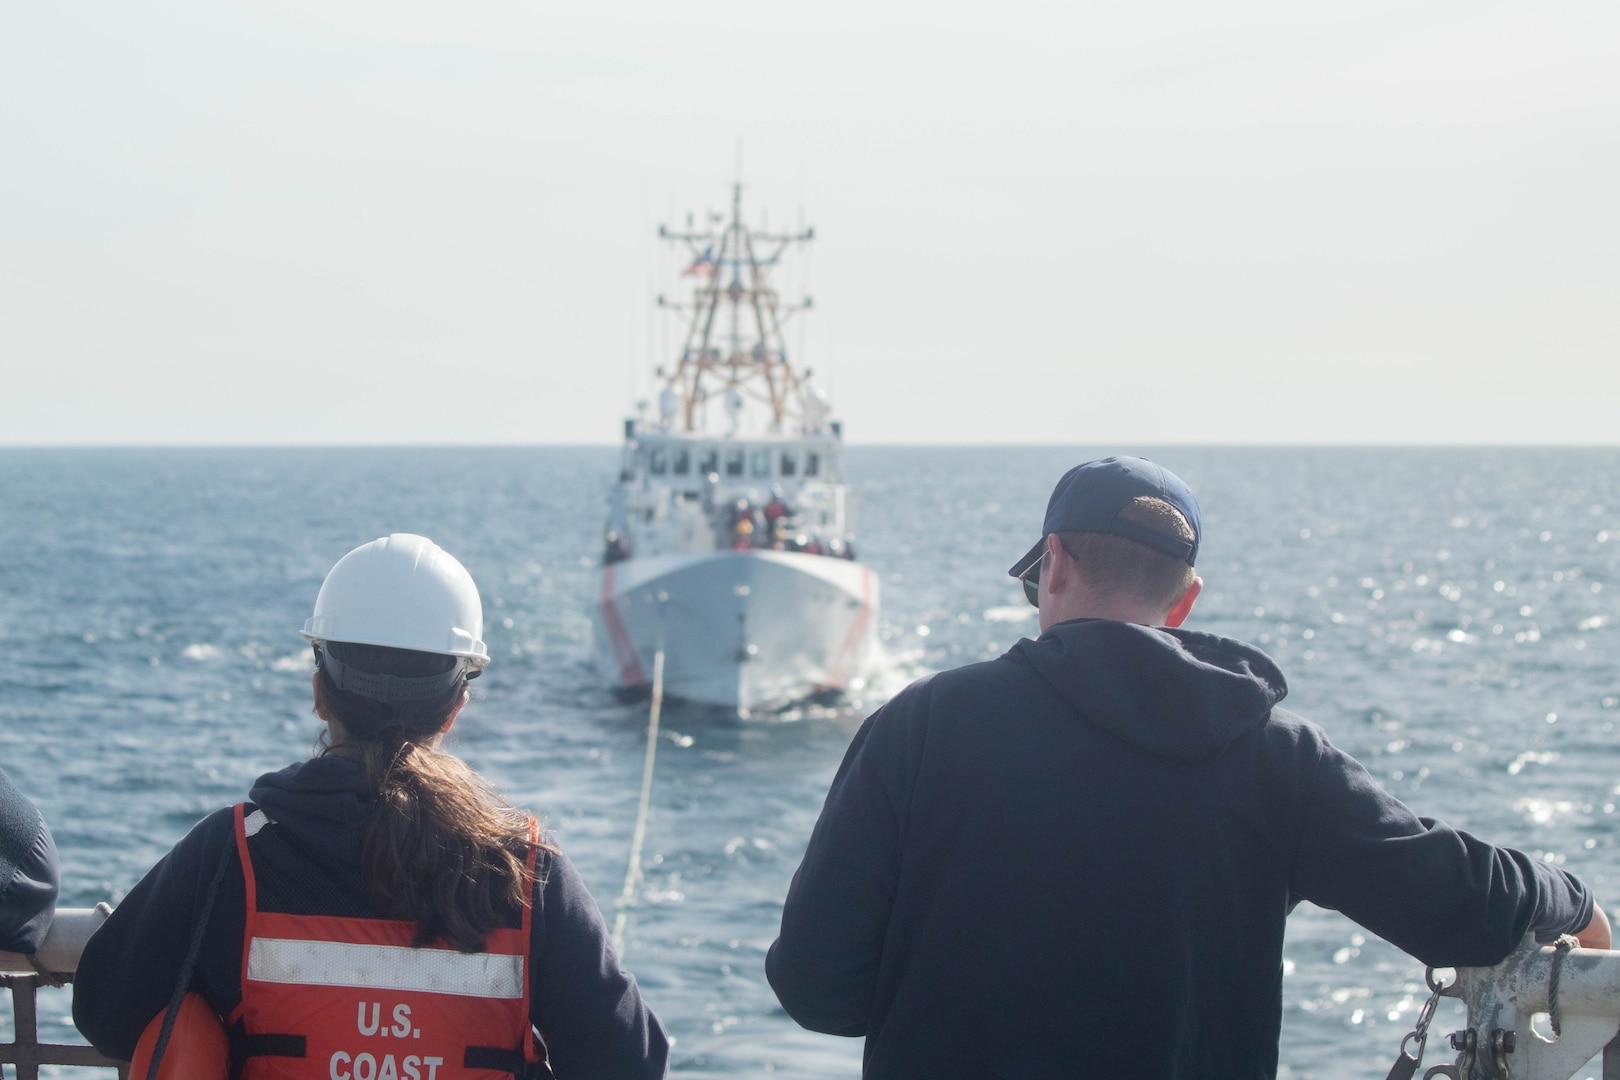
[1042,533,1073,601]
[1163,577,1203,628]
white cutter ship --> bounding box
[590,185,880,715]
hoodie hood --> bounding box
[248,755,373,867]
[1011,619,1287,762]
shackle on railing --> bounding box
[1423,936,1620,1080]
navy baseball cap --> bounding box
[1007,456,1202,578]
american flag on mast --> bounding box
[683,245,716,277]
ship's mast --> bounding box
[656,184,817,435]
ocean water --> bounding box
[3,445,1620,1079]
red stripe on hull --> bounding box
[601,564,648,686]
[823,568,874,690]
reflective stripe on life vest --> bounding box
[230,804,541,1080]
[244,809,271,837]
[246,938,525,998]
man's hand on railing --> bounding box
[1575,902,1611,950]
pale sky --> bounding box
[3,1,1617,445]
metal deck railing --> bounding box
[0,909,124,1080]
[1432,936,1620,1079]
[8,911,1620,1079]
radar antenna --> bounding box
[656,184,818,435]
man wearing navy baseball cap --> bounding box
[1005,455,1203,633]
[769,455,1608,1079]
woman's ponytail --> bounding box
[314,641,546,951]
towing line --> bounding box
[611,646,666,955]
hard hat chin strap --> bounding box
[317,644,470,703]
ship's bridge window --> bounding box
[649,448,668,476]
[750,449,771,477]
[699,448,719,475]
[805,451,821,477]
[672,448,691,475]
[780,451,798,477]
[725,449,745,477]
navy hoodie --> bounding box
[73,756,667,1080]
[767,619,1592,1079]
[0,766,58,955]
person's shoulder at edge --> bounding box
[0,767,59,955]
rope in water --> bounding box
[611,647,665,955]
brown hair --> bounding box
[314,641,550,951]
[1056,495,1198,612]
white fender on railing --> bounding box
[1445,936,1620,1079]
[0,907,111,976]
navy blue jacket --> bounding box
[0,766,58,955]
[72,756,667,1080]
[766,619,1593,1079]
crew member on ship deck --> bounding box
[73,533,667,1080]
[767,455,1609,1079]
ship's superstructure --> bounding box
[590,186,878,713]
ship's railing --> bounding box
[0,908,125,1079]
[789,483,843,532]
[24,912,1616,1079]
[1427,936,1620,1079]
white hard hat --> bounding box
[300,534,490,668]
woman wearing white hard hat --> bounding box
[74,534,669,1080]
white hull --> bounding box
[591,551,879,714]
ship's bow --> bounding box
[592,551,878,714]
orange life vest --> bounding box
[229,804,541,1080]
